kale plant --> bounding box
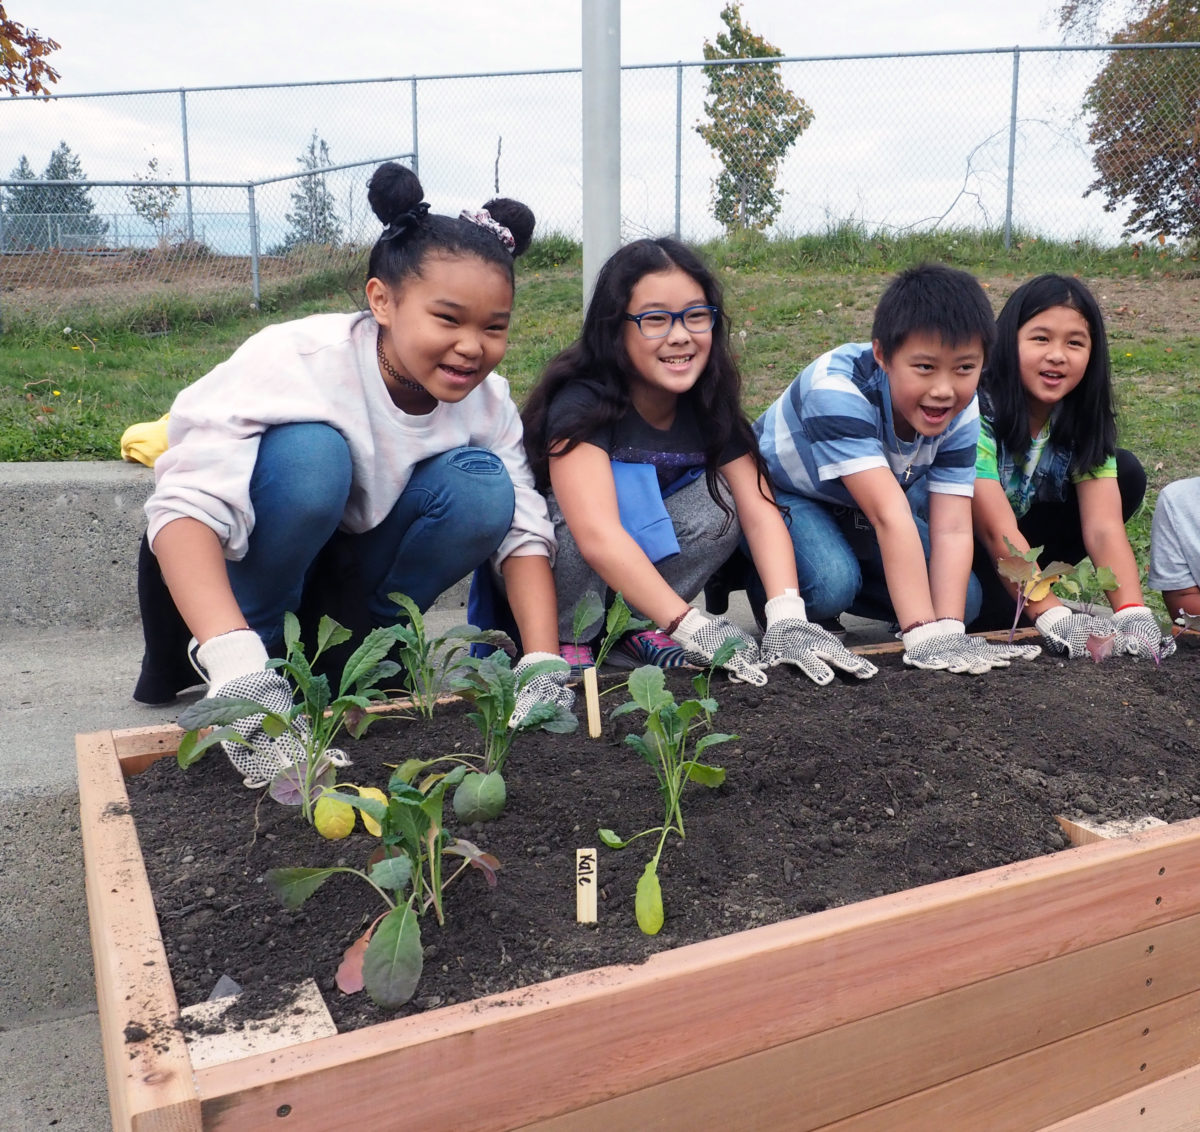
[446,650,577,821]
[266,764,499,1009]
[388,591,515,718]
[571,590,651,670]
[598,666,733,935]
[997,538,1117,642]
[176,612,401,837]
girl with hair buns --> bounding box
[135,161,570,786]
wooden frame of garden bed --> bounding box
[80,709,1200,1132]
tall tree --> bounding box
[0,4,60,96]
[42,141,107,245]
[1063,0,1200,240]
[2,153,45,248]
[2,144,106,249]
[695,3,814,232]
[276,130,343,253]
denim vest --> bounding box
[981,399,1074,518]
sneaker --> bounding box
[560,642,595,677]
[815,615,846,639]
[606,629,695,670]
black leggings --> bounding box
[969,449,1146,632]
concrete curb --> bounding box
[0,461,472,631]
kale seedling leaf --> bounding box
[635,861,665,935]
[266,867,339,910]
[362,900,423,1008]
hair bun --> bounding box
[367,162,425,226]
[482,197,535,257]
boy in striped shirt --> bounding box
[754,264,1039,674]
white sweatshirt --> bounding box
[146,311,554,566]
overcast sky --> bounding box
[12,2,1114,249]
[40,1,1064,93]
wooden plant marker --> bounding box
[583,666,602,738]
[180,978,336,1070]
[1057,814,1168,847]
[576,847,598,923]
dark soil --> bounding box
[126,637,1200,1035]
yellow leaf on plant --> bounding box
[1028,579,1057,602]
[355,786,387,836]
[314,794,355,840]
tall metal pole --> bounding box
[1003,47,1020,251]
[674,61,683,239]
[582,0,620,304]
[411,78,420,177]
[180,90,195,241]
[247,184,261,308]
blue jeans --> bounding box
[227,422,515,649]
[772,479,982,625]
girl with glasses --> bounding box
[521,237,876,686]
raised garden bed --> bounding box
[79,637,1200,1130]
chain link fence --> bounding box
[1,45,1196,326]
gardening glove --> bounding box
[669,608,767,686]
[511,651,575,727]
[758,592,877,685]
[1112,605,1177,662]
[192,629,348,789]
[962,634,1043,664]
[901,619,1002,675]
[1035,606,1118,659]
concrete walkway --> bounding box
[0,461,891,1130]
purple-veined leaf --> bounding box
[996,555,1037,588]
[444,838,502,887]
[268,766,305,805]
[1085,632,1117,664]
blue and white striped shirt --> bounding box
[753,342,979,508]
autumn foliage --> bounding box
[1073,1,1200,239]
[0,4,60,97]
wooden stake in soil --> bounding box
[576,848,598,923]
[583,666,602,738]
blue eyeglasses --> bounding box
[624,305,719,338]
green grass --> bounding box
[3,228,1197,502]
[5,226,1196,619]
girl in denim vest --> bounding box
[521,237,876,687]
[971,273,1174,662]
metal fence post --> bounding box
[582,0,621,303]
[180,89,195,241]
[411,78,419,177]
[247,183,261,308]
[674,61,683,239]
[1003,47,1020,250]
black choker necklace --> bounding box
[376,329,429,396]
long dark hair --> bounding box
[365,162,535,290]
[522,237,773,526]
[982,273,1116,474]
